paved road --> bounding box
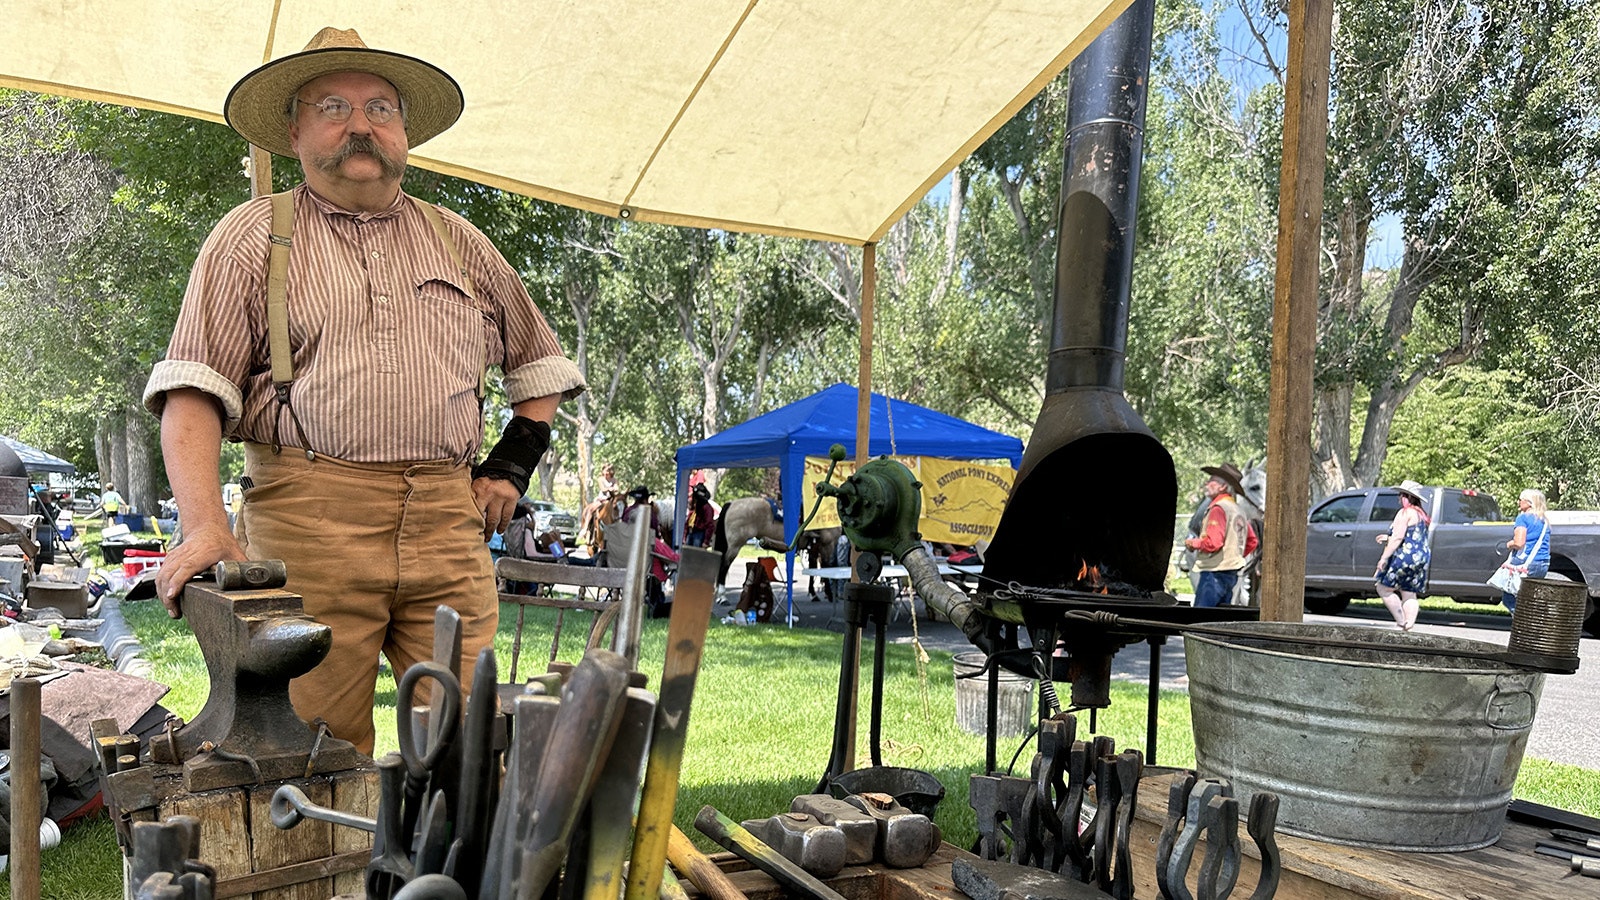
[754,578,1598,771]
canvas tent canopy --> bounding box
[674,383,1022,609]
[1,0,1130,245]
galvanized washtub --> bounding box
[1186,622,1543,852]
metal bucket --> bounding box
[1186,622,1543,852]
[953,651,1035,737]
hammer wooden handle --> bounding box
[666,825,748,900]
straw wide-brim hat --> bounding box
[1397,480,1428,503]
[1201,462,1247,498]
[225,27,463,159]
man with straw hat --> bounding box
[1183,462,1259,608]
[143,27,584,753]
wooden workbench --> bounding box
[1117,770,1594,899]
[679,772,1592,900]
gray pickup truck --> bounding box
[1302,485,1600,635]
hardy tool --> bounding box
[429,606,466,829]
[1244,792,1282,900]
[623,547,719,900]
[508,648,632,900]
[1161,779,1231,900]
[413,791,452,878]
[1155,772,1197,900]
[1110,751,1143,900]
[694,805,851,900]
[1195,795,1241,900]
[367,752,416,900]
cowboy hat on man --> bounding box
[1201,462,1248,500]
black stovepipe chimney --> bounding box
[982,0,1176,593]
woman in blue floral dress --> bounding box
[1374,480,1432,630]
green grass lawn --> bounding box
[11,588,1598,899]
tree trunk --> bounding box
[124,401,159,516]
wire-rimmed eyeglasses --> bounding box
[292,96,402,125]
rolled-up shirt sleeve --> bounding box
[142,202,272,435]
[443,208,586,405]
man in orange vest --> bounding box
[1183,463,1259,608]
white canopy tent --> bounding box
[3,0,1131,245]
[3,0,1331,626]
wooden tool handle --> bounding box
[666,825,748,900]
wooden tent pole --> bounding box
[1260,0,1333,623]
[838,241,876,775]
[856,243,876,469]
[250,145,273,198]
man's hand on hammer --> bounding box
[156,524,248,618]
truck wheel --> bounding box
[1304,594,1350,616]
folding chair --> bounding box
[496,526,646,685]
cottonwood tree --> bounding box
[0,92,246,512]
[1229,0,1600,495]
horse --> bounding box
[712,496,841,589]
[578,492,624,551]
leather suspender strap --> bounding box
[267,191,315,459]
[411,197,478,301]
[412,197,490,401]
[268,191,294,386]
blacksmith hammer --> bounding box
[790,794,878,865]
[740,812,849,878]
[842,792,942,869]
[694,805,850,900]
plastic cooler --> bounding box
[122,548,166,579]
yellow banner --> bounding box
[801,456,1014,546]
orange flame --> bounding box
[1075,559,1111,593]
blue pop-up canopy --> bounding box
[673,383,1022,615]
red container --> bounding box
[122,548,165,579]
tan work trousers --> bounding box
[239,443,497,755]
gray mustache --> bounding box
[330,135,403,177]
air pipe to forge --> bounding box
[898,545,992,651]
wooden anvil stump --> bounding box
[148,561,363,791]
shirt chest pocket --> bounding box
[409,269,500,390]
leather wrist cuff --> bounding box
[472,416,551,497]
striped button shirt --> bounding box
[144,184,585,463]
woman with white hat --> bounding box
[1374,480,1432,630]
